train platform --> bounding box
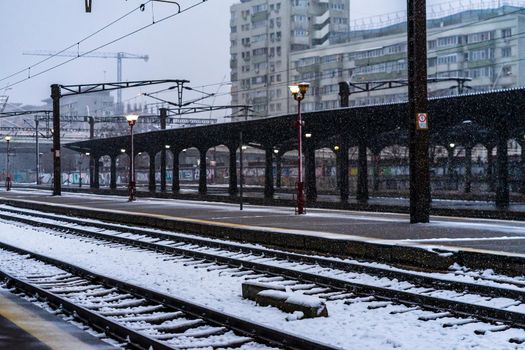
[17,183,525,216]
[2,188,525,259]
[0,289,113,349]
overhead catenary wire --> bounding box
[1,0,209,91]
[0,1,152,85]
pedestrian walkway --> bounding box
[3,188,525,256]
[0,289,113,350]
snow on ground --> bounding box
[0,220,524,349]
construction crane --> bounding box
[22,50,149,114]
[0,95,8,113]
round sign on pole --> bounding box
[417,113,428,130]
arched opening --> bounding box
[116,153,130,188]
[99,155,112,187]
[315,148,337,192]
[135,152,150,191]
[347,145,373,196]
[379,145,409,191]
[508,138,521,193]
[178,147,200,192]
[206,145,230,187]
[154,148,174,191]
[280,149,301,189]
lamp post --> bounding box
[288,82,310,215]
[5,136,11,191]
[126,114,139,201]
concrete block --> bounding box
[241,281,286,300]
[256,290,328,318]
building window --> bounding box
[293,0,308,7]
[466,48,494,61]
[502,28,512,39]
[252,4,267,14]
[467,31,494,44]
[292,30,309,37]
[437,54,458,65]
[502,47,512,58]
[437,36,459,47]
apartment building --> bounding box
[290,4,525,112]
[229,0,350,117]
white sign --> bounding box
[417,113,428,130]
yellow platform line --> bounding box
[0,293,96,350]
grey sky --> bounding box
[1,0,419,108]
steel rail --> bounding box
[1,206,524,302]
[1,207,525,331]
[2,270,173,350]
[0,240,338,350]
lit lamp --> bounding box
[4,136,11,191]
[125,114,140,201]
[288,82,310,215]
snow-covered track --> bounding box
[0,241,337,350]
[2,206,525,345]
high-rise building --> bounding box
[290,4,525,112]
[229,0,350,117]
[230,1,525,117]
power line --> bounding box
[2,0,209,90]
[0,1,151,84]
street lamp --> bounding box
[288,82,310,215]
[4,136,11,191]
[126,114,139,201]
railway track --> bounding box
[0,242,337,350]
[1,205,525,346]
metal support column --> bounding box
[464,145,472,194]
[89,117,95,188]
[276,154,282,189]
[35,117,40,185]
[339,139,349,202]
[198,149,207,195]
[148,152,156,193]
[338,82,350,108]
[172,149,180,193]
[356,138,369,203]
[487,145,495,192]
[372,151,380,192]
[160,108,167,192]
[110,156,117,190]
[407,0,430,223]
[93,156,100,189]
[264,147,274,199]
[89,156,95,188]
[520,142,525,194]
[89,117,95,139]
[305,142,317,202]
[496,129,509,210]
[228,144,238,196]
[51,84,61,196]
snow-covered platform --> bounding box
[0,289,113,350]
[2,188,525,272]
